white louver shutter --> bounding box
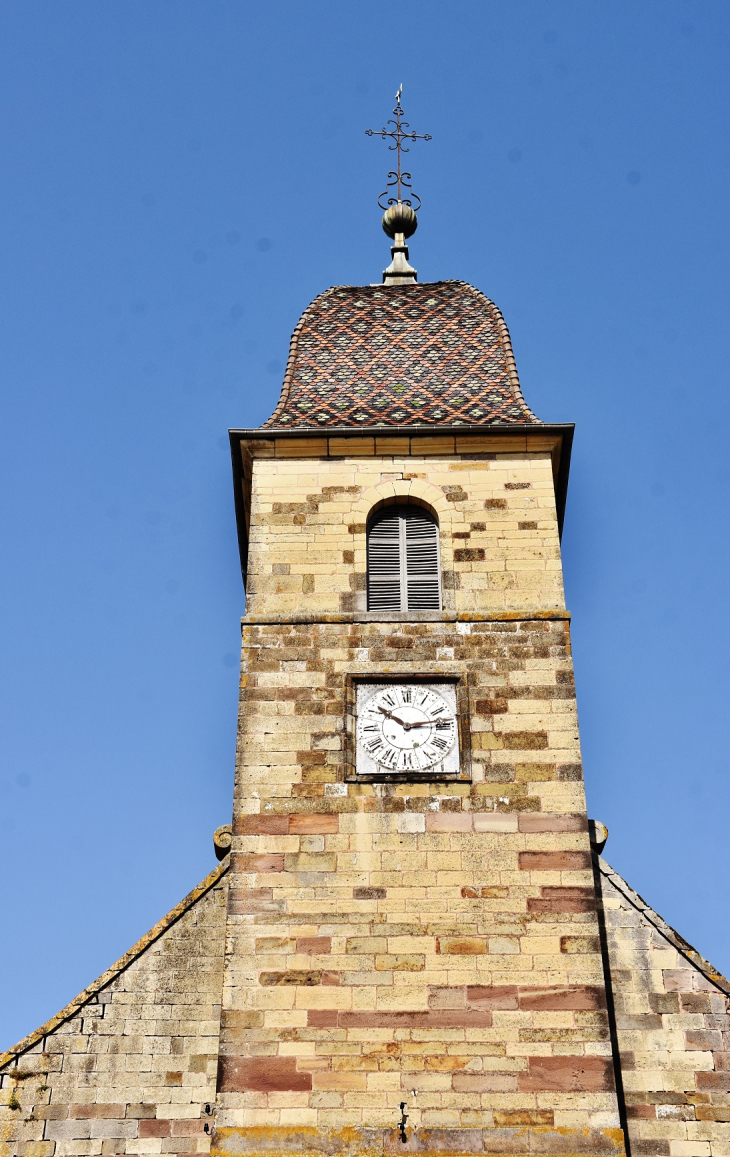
[367,511,403,610]
[404,510,441,610]
[367,506,442,612]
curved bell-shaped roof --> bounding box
[262,280,541,429]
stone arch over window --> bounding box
[352,482,454,613]
[367,500,442,612]
[354,480,451,523]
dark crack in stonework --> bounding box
[263,281,541,428]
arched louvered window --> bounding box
[367,504,442,612]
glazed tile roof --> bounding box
[262,281,541,428]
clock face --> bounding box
[356,683,459,775]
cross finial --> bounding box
[365,86,432,211]
[365,88,432,285]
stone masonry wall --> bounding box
[214,445,625,1157]
[598,861,730,1157]
[217,613,624,1155]
[0,866,228,1157]
[243,441,565,618]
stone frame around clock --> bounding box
[344,672,472,783]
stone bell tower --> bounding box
[216,94,625,1157]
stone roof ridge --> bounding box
[260,279,541,430]
[0,858,230,1070]
[598,856,730,997]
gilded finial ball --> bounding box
[382,202,418,239]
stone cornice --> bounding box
[241,610,571,626]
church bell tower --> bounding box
[218,93,626,1157]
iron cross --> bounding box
[366,86,432,210]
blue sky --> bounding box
[1,0,729,1049]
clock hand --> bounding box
[377,705,409,728]
[377,707,445,732]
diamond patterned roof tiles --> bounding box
[262,280,541,429]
